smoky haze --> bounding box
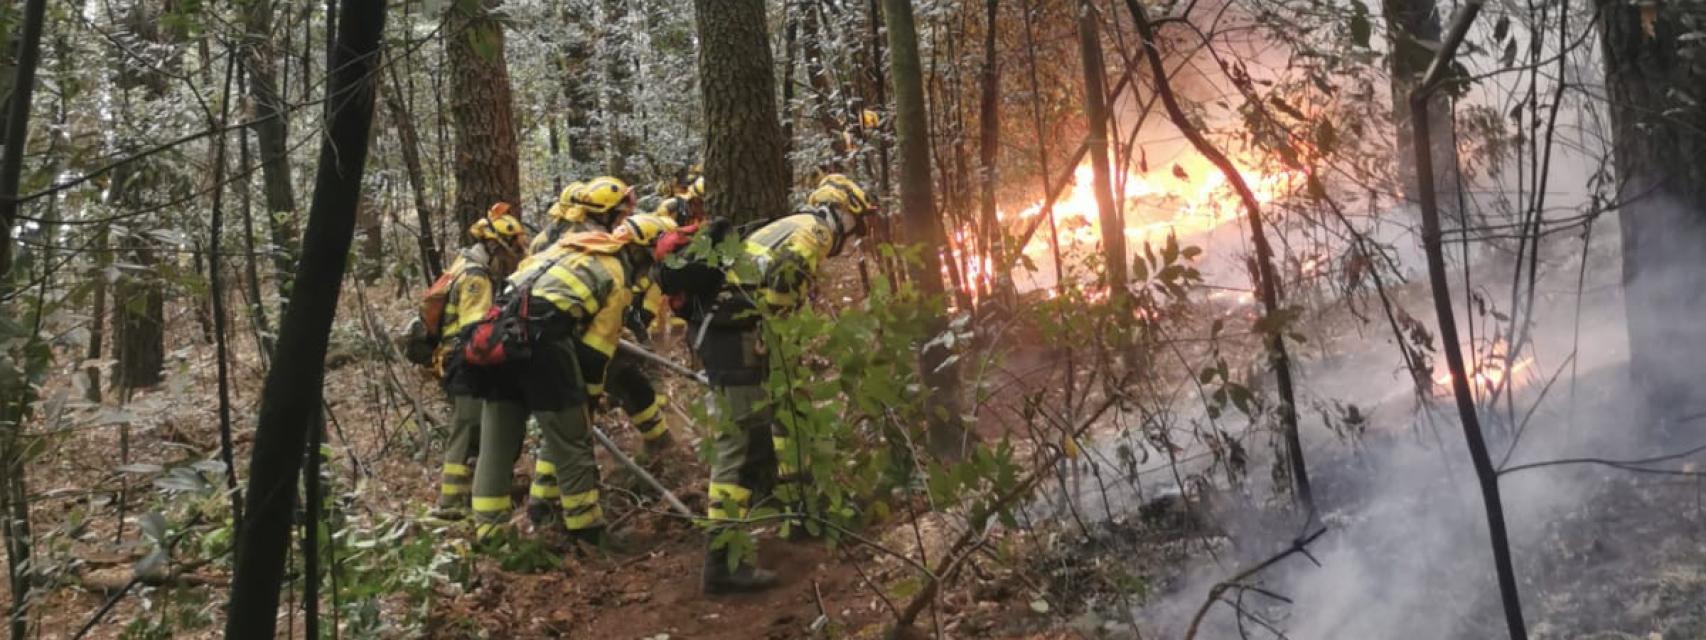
[1131,201,1706,638]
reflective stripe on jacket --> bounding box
[728,213,834,308]
[441,249,496,340]
[510,234,634,393]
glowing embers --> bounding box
[1431,339,1537,397]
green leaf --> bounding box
[890,576,924,600]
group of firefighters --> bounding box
[420,169,876,594]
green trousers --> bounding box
[607,352,670,443]
[697,324,800,523]
[470,337,604,538]
[437,394,483,509]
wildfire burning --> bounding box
[944,153,1305,301]
[1432,354,1537,397]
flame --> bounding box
[1433,356,1536,395]
[942,154,1303,303]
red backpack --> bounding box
[460,253,568,367]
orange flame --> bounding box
[942,154,1303,302]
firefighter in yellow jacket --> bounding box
[529,176,635,255]
[433,206,528,518]
[469,214,678,549]
[697,174,874,592]
[526,178,681,524]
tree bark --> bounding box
[448,0,522,230]
[694,0,789,226]
[385,55,441,282]
[884,0,966,459]
[224,0,386,634]
[238,72,275,361]
[1599,0,1706,423]
[1383,0,1460,213]
[601,0,634,177]
[557,3,598,167]
[85,224,110,402]
[976,0,1003,294]
[113,229,165,391]
[866,0,892,199]
[240,0,301,304]
[1075,0,1126,298]
[0,0,42,280]
[0,0,46,634]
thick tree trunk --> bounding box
[224,0,385,634]
[448,0,522,230]
[601,0,634,177]
[241,0,301,303]
[694,0,789,226]
[103,175,163,393]
[1075,0,1126,298]
[557,4,597,168]
[0,2,46,635]
[1599,0,1706,423]
[884,0,966,459]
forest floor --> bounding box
[8,237,1706,639]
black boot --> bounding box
[702,540,779,594]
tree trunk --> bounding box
[0,1,46,635]
[557,3,598,167]
[976,0,1003,294]
[1384,0,1459,213]
[694,0,789,226]
[85,224,109,401]
[884,0,966,459]
[385,56,441,281]
[238,74,275,361]
[1076,0,1126,298]
[1599,0,1706,423]
[225,0,385,634]
[241,0,301,304]
[448,0,522,230]
[113,229,165,391]
[601,0,634,177]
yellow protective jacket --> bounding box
[509,232,633,395]
[730,213,836,309]
[433,246,498,374]
[529,203,607,255]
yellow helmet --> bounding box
[654,197,690,223]
[613,214,679,248]
[809,174,872,216]
[689,176,705,200]
[469,203,528,247]
[573,176,635,214]
[861,109,881,130]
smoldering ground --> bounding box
[1112,217,1706,639]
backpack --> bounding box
[401,269,460,366]
[461,253,568,367]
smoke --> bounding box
[1114,210,1705,638]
